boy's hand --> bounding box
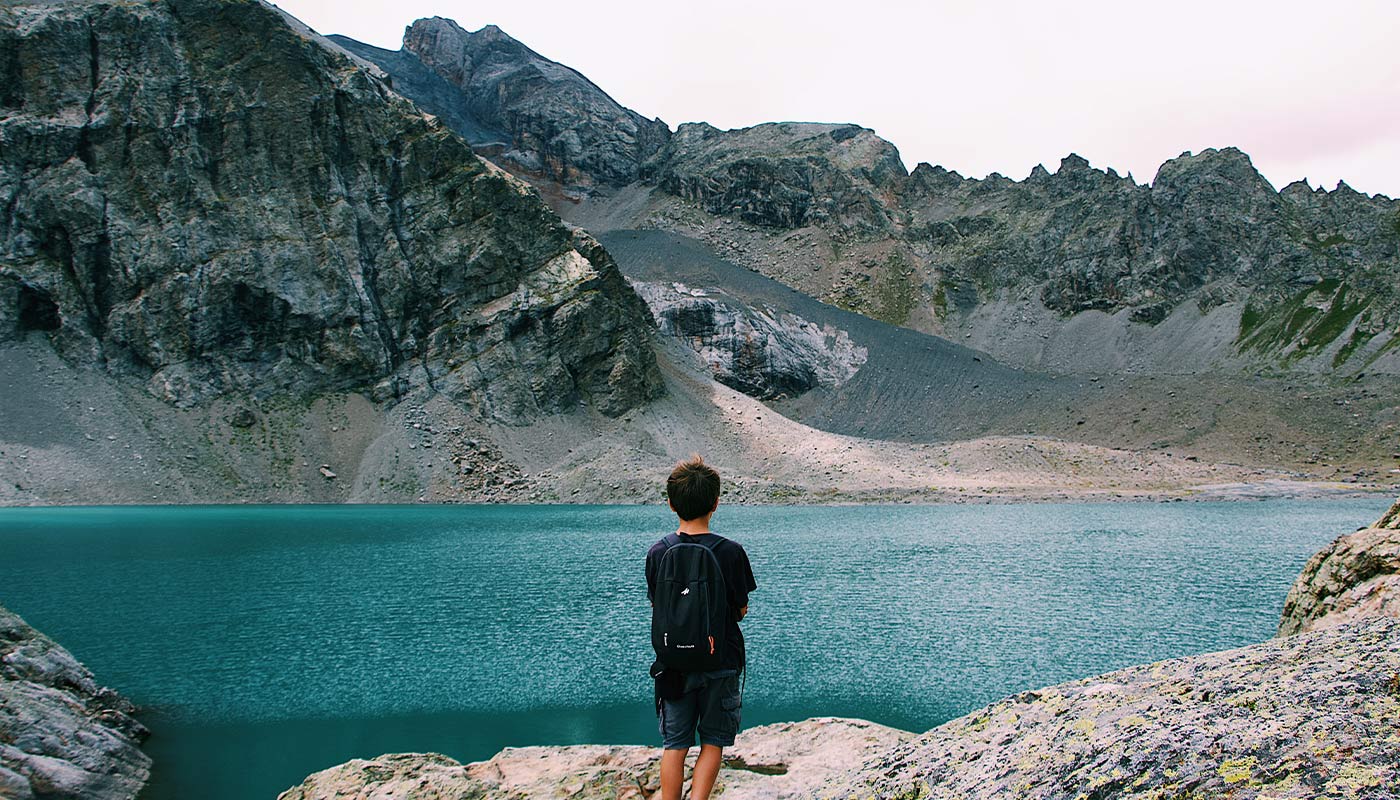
[738,605,748,621]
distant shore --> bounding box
[1,478,1392,509]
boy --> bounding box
[645,456,757,800]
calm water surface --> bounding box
[0,500,1385,799]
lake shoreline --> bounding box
[3,499,1392,800]
[1,478,1394,510]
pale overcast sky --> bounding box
[272,0,1400,198]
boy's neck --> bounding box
[676,514,713,535]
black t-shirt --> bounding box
[646,532,757,671]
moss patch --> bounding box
[872,252,919,326]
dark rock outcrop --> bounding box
[646,122,907,234]
[1278,496,1400,636]
[902,148,1400,337]
[0,604,150,800]
[0,0,662,422]
[334,18,670,190]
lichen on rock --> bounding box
[822,617,1400,800]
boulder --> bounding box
[278,717,910,800]
[0,604,151,800]
[1278,496,1400,636]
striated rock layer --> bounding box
[1278,495,1400,636]
[0,0,661,423]
[278,717,911,800]
[0,605,150,800]
[824,617,1400,800]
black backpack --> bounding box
[651,533,728,672]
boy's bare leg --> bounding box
[689,744,723,800]
[660,748,688,800]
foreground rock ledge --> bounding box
[823,617,1400,800]
[278,717,911,800]
[1278,496,1400,636]
[0,605,151,800]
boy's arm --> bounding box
[645,547,656,603]
[735,546,756,621]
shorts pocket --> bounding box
[720,692,742,732]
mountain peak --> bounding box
[1151,146,1274,194]
[1058,153,1091,173]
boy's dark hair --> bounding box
[667,455,720,521]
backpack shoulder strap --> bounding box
[675,532,722,550]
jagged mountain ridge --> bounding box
[331,17,670,192]
[337,20,1400,375]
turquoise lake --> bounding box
[0,499,1387,799]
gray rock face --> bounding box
[0,0,661,423]
[0,604,151,800]
[824,617,1400,800]
[646,122,907,233]
[337,18,670,190]
[1278,496,1400,636]
[905,149,1400,325]
[630,279,866,400]
[278,717,911,800]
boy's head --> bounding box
[667,455,720,521]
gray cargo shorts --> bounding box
[658,669,742,749]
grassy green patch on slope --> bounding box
[1237,279,1374,364]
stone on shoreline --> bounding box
[0,605,151,800]
[1277,496,1400,636]
[277,717,911,800]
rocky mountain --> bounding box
[0,604,150,800]
[330,18,671,192]
[644,122,906,235]
[0,0,661,427]
[2,1,1398,508]
[341,21,1400,376]
[1278,495,1400,635]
